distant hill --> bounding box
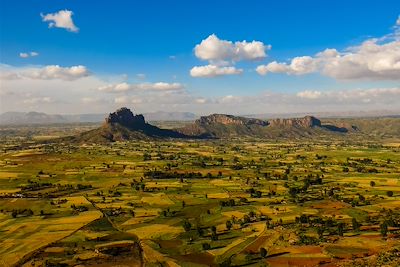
[0,111,197,125]
[177,114,356,138]
[246,110,400,119]
[0,112,68,125]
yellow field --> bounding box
[0,210,102,266]
[128,224,184,239]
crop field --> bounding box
[0,130,399,267]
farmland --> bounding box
[0,125,400,266]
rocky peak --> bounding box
[105,107,146,128]
[268,116,321,128]
[197,114,268,126]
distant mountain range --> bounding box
[0,111,198,125]
[0,110,398,125]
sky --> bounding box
[0,0,399,115]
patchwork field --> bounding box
[0,127,399,266]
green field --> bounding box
[0,126,399,267]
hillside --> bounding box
[177,114,356,138]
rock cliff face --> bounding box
[197,114,268,126]
[176,114,347,138]
[268,116,321,128]
[105,107,146,129]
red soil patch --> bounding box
[267,256,332,267]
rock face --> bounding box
[269,116,321,128]
[105,107,146,129]
[197,114,268,126]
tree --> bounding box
[370,181,376,187]
[380,222,388,237]
[143,153,152,161]
[197,226,204,237]
[352,218,360,232]
[183,220,191,232]
[226,220,232,231]
[337,222,344,236]
[11,210,17,218]
[202,243,211,250]
[211,232,218,241]
[387,191,394,197]
[260,247,268,258]
[317,227,324,239]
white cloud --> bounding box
[194,34,270,64]
[191,34,270,78]
[114,96,128,104]
[190,65,243,77]
[80,97,108,105]
[297,90,322,99]
[98,82,184,92]
[256,21,400,80]
[296,88,400,103]
[19,52,39,58]
[114,96,143,104]
[397,16,400,26]
[41,10,79,33]
[25,65,90,80]
[195,98,207,104]
[23,97,52,104]
[0,65,90,81]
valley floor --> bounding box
[0,134,400,266]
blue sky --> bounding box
[0,0,399,114]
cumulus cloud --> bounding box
[98,82,184,92]
[190,65,243,77]
[25,65,89,80]
[195,34,270,64]
[41,10,79,32]
[257,18,400,80]
[192,34,270,78]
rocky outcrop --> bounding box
[63,107,193,143]
[105,107,146,129]
[197,114,268,126]
[268,116,321,128]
